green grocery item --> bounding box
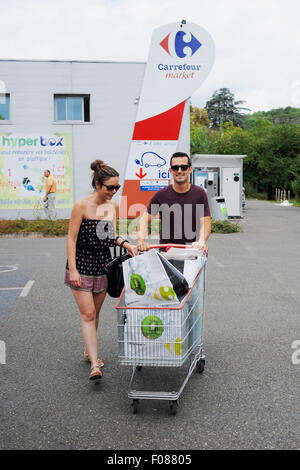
[159,285,175,301]
[141,315,164,340]
[130,273,146,295]
[153,285,176,301]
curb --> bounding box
[0,232,67,238]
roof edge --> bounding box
[0,58,145,65]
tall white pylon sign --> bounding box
[120,20,215,217]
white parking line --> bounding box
[0,280,35,296]
[19,280,35,297]
[0,287,24,290]
[0,265,19,273]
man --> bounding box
[43,169,57,220]
[137,152,211,251]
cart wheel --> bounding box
[196,359,205,373]
[131,399,139,414]
[137,366,142,372]
[169,401,178,415]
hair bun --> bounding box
[90,159,107,173]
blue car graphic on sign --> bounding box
[135,152,167,168]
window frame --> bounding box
[0,93,11,122]
[54,94,90,123]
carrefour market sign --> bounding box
[120,21,215,217]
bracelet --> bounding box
[119,239,129,248]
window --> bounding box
[0,94,10,120]
[54,95,90,122]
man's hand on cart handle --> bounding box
[191,241,207,251]
[137,240,150,252]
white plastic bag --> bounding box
[182,257,206,287]
[123,250,180,307]
[162,248,206,287]
[123,308,189,363]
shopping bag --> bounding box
[105,246,131,298]
[162,248,206,287]
[156,252,189,300]
[123,308,190,364]
[123,250,187,307]
[182,257,206,287]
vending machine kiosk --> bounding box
[191,154,247,218]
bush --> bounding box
[0,219,69,236]
[0,218,242,236]
[212,220,243,233]
[292,175,300,202]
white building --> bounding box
[0,59,190,220]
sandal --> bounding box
[89,365,102,381]
[84,352,104,368]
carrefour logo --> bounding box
[160,30,202,58]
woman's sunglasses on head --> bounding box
[102,183,121,192]
[171,164,191,171]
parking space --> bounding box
[0,203,300,450]
[0,261,35,325]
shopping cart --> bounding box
[115,244,207,415]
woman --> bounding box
[64,159,135,382]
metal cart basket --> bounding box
[115,245,207,414]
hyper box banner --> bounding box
[0,133,73,210]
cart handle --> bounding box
[148,244,190,249]
[148,243,208,255]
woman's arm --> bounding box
[113,201,136,257]
[67,200,84,287]
[137,211,153,251]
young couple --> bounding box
[65,153,211,382]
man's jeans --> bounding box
[44,193,57,220]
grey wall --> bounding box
[0,60,190,220]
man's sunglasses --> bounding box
[171,164,191,172]
[102,183,121,192]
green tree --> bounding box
[242,115,275,135]
[244,123,300,199]
[189,99,300,200]
[190,105,210,127]
[292,174,300,202]
[205,88,250,129]
[0,114,4,120]
[243,107,300,127]
[212,121,251,155]
[190,125,216,155]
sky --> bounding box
[0,0,300,113]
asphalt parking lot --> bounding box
[0,199,299,450]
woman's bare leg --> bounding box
[91,290,107,363]
[93,290,107,331]
[71,289,98,367]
